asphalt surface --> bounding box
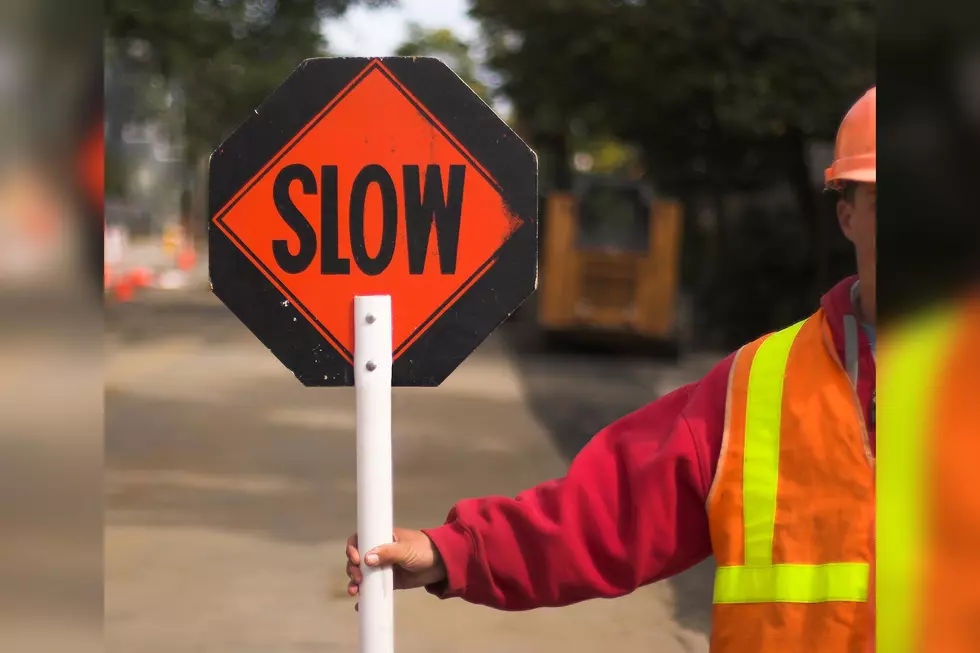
[105,284,721,653]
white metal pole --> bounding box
[354,295,394,653]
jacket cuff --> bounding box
[421,521,472,599]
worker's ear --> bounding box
[837,195,856,244]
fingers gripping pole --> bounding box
[354,295,394,653]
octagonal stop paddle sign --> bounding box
[209,57,538,387]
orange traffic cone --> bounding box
[114,277,134,302]
[176,246,196,272]
[130,266,154,289]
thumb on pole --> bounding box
[364,542,407,567]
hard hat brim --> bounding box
[824,154,876,186]
[828,168,876,184]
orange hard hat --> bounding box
[825,86,876,188]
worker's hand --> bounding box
[345,528,446,608]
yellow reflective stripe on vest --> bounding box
[878,306,957,653]
[742,319,805,566]
[715,562,869,604]
[714,318,868,605]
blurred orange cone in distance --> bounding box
[177,246,196,272]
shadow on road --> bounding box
[497,315,716,639]
[670,558,716,638]
[495,315,675,459]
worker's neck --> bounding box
[856,281,876,327]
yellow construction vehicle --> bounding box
[535,176,687,351]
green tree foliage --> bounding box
[471,0,875,194]
[395,23,492,103]
[106,0,393,162]
[579,137,641,176]
[470,0,874,340]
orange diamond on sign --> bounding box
[213,61,524,363]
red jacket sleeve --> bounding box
[421,353,733,610]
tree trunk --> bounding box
[538,130,572,191]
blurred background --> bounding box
[103,0,876,347]
[99,2,874,652]
[4,0,979,651]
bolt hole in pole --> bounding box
[353,295,394,653]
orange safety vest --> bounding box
[879,294,980,653]
[707,307,875,652]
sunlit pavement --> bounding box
[105,285,720,653]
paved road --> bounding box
[105,287,721,653]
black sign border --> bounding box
[209,57,537,387]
